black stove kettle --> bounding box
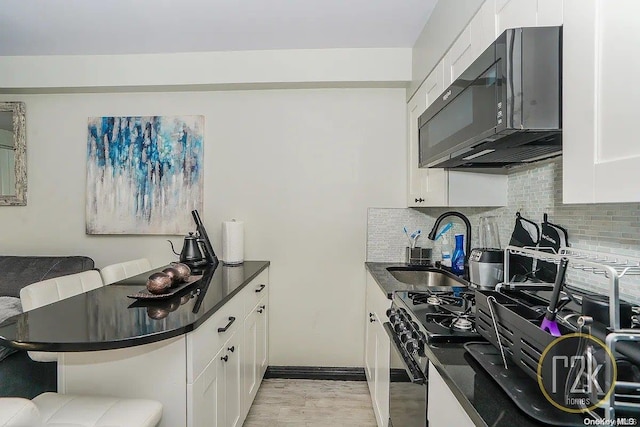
[169,232,207,267]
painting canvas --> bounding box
[86,115,204,234]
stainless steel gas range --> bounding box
[385,287,482,427]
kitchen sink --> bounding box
[386,266,467,289]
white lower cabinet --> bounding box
[188,330,241,427]
[188,267,269,427]
[428,363,474,427]
[365,271,392,427]
[243,295,268,412]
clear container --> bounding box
[479,216,501,249]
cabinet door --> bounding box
[224,331,242,427]
[188,347,225,427]
[256,299,268,380]
[365,298,376,389]
[444,26,475,83]
[243,305,259,412]
[495,0,537,34]
[407,83,429,207]
[373,317,390,427]
[470,0,497,54]
[243,298,267,413]
[563,0,640,203]
[428,363,474,426]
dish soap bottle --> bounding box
[440,233,452,268]
[451,233,465,276]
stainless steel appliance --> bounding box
[469,249,504,288]
[385,288,481,426]
[418,26,562,169]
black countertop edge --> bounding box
[0,261,270,352]
[4,328,190,353]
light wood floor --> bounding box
[243,379,377,427]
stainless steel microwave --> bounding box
[418,26,562,169]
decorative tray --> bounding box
[127,275,203,300]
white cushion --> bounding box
[33,393,162,427]
[19,271,103,312]
[19,270,103,362]
[100,258,152,285]
[0,397,42,427]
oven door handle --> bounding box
[384,322,427,385]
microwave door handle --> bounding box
[383,322,427,385]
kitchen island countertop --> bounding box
[0,261,270,352]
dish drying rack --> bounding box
[501,245,640,420]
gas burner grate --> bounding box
[426,312,478,333]
[409,290,475,308]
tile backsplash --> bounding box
[367,158,640,303]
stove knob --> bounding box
[405,338,422,354]
[386,308,396,318]
[388,313,401,324]
[399,330,414,343]
[394,322,408,334]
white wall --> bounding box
[0,88,406,366]
[0,48,411,90]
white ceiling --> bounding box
[0,0,438,56]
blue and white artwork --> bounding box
[86,115,204,234]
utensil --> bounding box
[403,226,412,247]
[434,222,453,241]
[540,257,569,337]
[410,229,422,249]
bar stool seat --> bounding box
[100,258,153,285]
[0,392,162,427]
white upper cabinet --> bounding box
[407,4,507,208]
[407,82,429,207]
[496,0,562,33]
[443,27,474,84]
[563,0,640,203]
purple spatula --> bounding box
[540,257,569,337]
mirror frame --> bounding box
[0,102,26,206]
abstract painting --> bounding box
[86,115,204,234]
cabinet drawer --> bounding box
[187,293,243,383]
[240,269,269,317]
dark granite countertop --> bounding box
[366,261,550,427]
[0,261,269,352]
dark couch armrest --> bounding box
[0,256,95,298]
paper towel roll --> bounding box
[222,220,244,265]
